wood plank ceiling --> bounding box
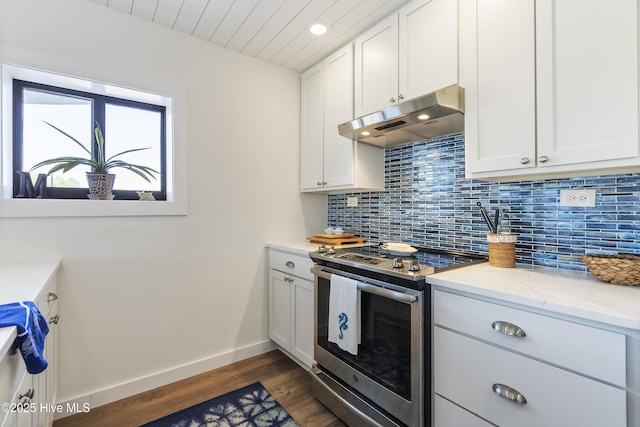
[86,0,413,73]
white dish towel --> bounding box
[328,274,361,355]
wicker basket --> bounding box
[582,254,640,286]
[487,233,517,268]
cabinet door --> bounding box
[300,63,325,190]
[43,301,58,427]
[399,0,458,102]
[15,374,32,427]
[323,44,355,188]
[290,278,314,368]
[354,15,399,117]
[535,0,638,166]
[269,270,291,349]
[463,0,536,175]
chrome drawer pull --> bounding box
[285,261,295,268]
[492,383,527,404]
[47,292,58,302]
[492,320,526,337]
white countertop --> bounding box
[427,262,640,332]
[0,260,61,362]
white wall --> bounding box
[0,0,327,407]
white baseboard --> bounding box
[54,340,277,420]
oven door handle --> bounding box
[311,266,418,304]
[358,281,417,303]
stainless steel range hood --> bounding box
[338,85,464,148]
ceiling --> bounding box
[86,0,413,73]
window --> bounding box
[13,80,166,200]
[0,63,186,217]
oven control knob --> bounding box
[327,246,335,255]
[392,258,404,269]
[318,245,327,254]
[408,259,420,272]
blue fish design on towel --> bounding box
[338,313,348,339]
[0,301,49,374]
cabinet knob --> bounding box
[492,383,527,404]
[49,314,59,325]
[19,387,34,403]
[398,94,404,100]
[389,97,396,103]
[538,155,549,163]
[491,320,526,337]
[285,261,295,268]
[316,181,323,186]
[520,157,530,165]
[284,277,293,283]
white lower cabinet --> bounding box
[268,249,314,368]
[0,264,59,427]
[433,289,627,426]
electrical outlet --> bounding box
[347,197,358,207]
[560,189,596,207]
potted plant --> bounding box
[31,121,159,200]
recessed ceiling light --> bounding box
[361,131,370,136]
[418,114,430,120]
[309,23,328,35]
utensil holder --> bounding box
[487,233,517,268]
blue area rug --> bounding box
[141,382,300,427]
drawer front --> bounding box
[269,250,314,281]
[434,328,626,427]
[0,348,27,415]
[434,290,626,386]
[434,394,492,427]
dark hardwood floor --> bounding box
[53,350,346,427]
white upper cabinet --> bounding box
[399,0,459,102]
[535,0,638,166]
[355,0,459,118]
[323,46,357,188]
[464,0,640,180]
[300,44,385,193]
[354,15,399,117]
[300,63,325,190]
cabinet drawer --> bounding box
[0,347,26,418]
[434,290,626,386]
[434,328,626,427]
[434,394,492,427]
[269,250,314,281]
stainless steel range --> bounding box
[309,245,485,427]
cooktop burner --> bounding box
[309,244,486,284]
[337,253,385,265]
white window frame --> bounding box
[1,63,187,217]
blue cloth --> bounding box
[0,301,49,374]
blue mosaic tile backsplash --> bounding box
[327,133,640,270]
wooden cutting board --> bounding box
[307,234,366,245]
[311,233,355,239]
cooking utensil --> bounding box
[477,202,496,233]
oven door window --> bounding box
[317,276,414,400]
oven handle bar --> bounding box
[311,266,418,304]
